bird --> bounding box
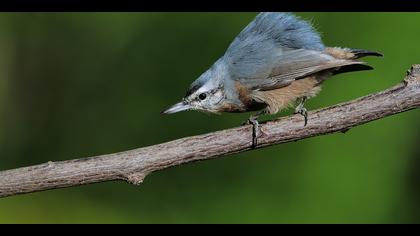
[161,12,382,146]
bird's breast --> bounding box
[216,81,266,113]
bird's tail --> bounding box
[349,49,383,59]
[324,47,383,75]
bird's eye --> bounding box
[198,93,207,100]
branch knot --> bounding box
[405,64,420,85]
[125,172,146,185]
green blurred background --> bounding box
[0,12,419,223]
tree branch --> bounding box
[1,65,420,198]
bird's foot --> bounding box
[242,111,265,147]
[242,116,260,147]
[294,97,308,126]
[249,118,260,148]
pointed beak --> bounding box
[161,102,191,115]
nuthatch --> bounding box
[162,12,382,146]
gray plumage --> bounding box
[223,12,348,92]
[187,12,328,97]
[163,12,381,116]
[227,12,324,54]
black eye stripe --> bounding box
[188,85,224,102]
[185,84,202,97]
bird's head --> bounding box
[161,62,227,115]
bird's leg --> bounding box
[294,96,308,126]
[242,110,265,147]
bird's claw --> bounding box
[295,97,308,126]
[295,107,308,126]
[249,118,260,147]
[242,116,260,147]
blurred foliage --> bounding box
[0,12,419,223]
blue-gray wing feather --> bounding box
[223,12,360,91]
